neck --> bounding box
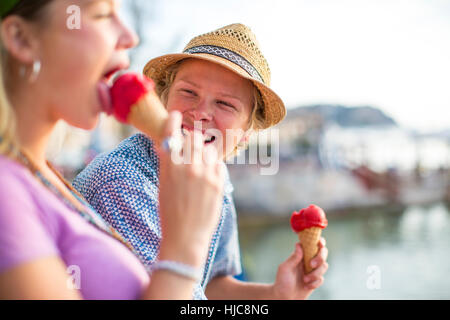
[11,84,57,168]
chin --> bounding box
[68,113,100,131]
[84,115,101,130]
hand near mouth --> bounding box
[158,111,225,268]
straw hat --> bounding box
[143,23,286,129]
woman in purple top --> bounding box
[0,0,225,299]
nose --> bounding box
[116,18,140,50]
[189,99,213,122]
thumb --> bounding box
[158,111,183,158]
[163,111,183,139]
[283,243,303,268]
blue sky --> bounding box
[124,0,450,133]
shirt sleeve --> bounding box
[0,170,59,273]
[88,176,161,267]
[208,169,242,280]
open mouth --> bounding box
[97,65,129,114]
[103,67,122,83]
[204,135,216,144]
[181,125,216,145]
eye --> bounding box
[217,100,236,110]
[94,10,114,19]
[180,89,197,96]
[95,13,113,19]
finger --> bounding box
[318,237,326,248]
[160,111,183,158]
[311,246,329,269]
[283,243,303,269]
[304,262,328,283]
[203,144,219,166]
[203,145,222,187]
[182,130,203,164]
[191,130,204,164]
[306,277,324,290]
[163,111,182,139]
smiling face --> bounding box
[4,0,138,129]
[165,59,255,159]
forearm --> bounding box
[205,276,276,300]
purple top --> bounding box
[0,155,149,299]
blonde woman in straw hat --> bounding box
[74,23,329,299]
[0,0,225,299]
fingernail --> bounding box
[311,261,317,268]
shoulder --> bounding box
[0,156,56,234]
[86,133,158,176]
[73,134,159,197]
[0,156,39,197]
[0,157,63,274]
[0,155,28,176]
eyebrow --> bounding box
[218,92,245,104]
[177,79,201,89]
[84,0,116,8]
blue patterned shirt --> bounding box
[72,133,241,300]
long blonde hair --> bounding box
[0,38,18,157]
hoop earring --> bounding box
[19,65,26,78]
[28,60,41,83]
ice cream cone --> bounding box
[290,204,327,274]
[298,227,322,274]
[127,89,168,143]
[108,73,169,144]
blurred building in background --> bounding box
[228,105,450,215]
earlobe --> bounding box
[1,16,37,65]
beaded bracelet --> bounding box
[150,260,203,282]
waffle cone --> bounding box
[127,90,169,143]
[298,227,322,274]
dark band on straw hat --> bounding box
[184,45,264,83]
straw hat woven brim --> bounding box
[143,24,286,129]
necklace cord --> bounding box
[16,150,135,253]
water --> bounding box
[237,202,450,299]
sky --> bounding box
[124,0,450,133]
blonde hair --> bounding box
[0,39,18,157]
[155,59,266,154]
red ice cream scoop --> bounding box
[109,73,155,123]
[290,204,328,232]
[105,72,169,143]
